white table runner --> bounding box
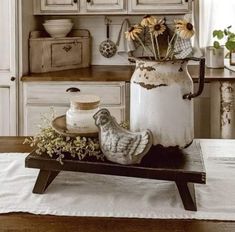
[0,140,235,220]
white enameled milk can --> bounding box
[130,57,205,148]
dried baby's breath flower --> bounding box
[24,126,104,164]
[24,110,129,165]
[174,19,195,39]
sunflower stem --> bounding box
[165,33,177,60]
[155,35,161,61]
[136,35,152,60]
[150,32,157,60]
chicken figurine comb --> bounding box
[93,108,153,165]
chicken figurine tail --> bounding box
[93,108,153,165]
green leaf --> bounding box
[224,29,228,36]
[227,25,232,29]
[213,30,224,39]
[225,41,235,51]
[214,41,221,49]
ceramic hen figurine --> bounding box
[93,108,153,165]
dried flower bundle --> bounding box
[24,111,129,165]
[24,112,104,164]
[125,15,195,60]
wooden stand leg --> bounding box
[33,170,60,194]
[175,182,197,211]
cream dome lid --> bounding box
[70,95,100,110]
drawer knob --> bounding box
[73,0,78,3]
[11,77,16,82]
[66,87,80,93]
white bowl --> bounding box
[43,23,73,38]
[45,19,72,24]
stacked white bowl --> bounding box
[43,19,73,38]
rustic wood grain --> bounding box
[30,30,91,73]
[21,65,235,82]
[0,137,234,231]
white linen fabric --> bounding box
[0,140,235,220]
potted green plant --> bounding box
[206,26,235,68]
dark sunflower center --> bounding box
[143,14,151,19]
[154,24,161,31]
[186,23,193,31]
[128,27,135,32]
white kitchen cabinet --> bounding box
[22,81,127,135]
[0,88,10,135]
[85,0,127,13]
[0,0,17,136]
[34,0,191,15]
[34,0,79,14]
[128,0,192,14]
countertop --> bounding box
[21,65,235,82]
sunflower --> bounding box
[174,19,195,39]
[141,15,157,27]
[125,24,142,41]
[149,18,166,37]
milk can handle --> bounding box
[183,57,205,100]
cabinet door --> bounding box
[129,0,191,14]
[0,0,17,136]
[24,105,124,135]
[85,0,126,13]
[34,0,79,14]
[0,88,10,136]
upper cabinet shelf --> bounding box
[34,0,192,15]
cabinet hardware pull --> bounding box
[11,77,16,82]
[66,87,80,92]
[87,0,91,3]
[73,0,78,3]
[63,45,72,52]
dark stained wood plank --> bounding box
[176,182,197,211]
[0,136,32,153]
[25,141,206,184]
[21,65,135,82]
[188,65,235,81]
[0,214,234,232]
[33,170,60,194]
[21,65,235,82]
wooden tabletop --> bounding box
[21,65,235,82]
[0,136,235,232]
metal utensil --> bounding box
[99,18,117,58]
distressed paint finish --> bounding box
[220,81,235,139]
[130,59,194,148]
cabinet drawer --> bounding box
[129,0,191,14]
[85,0,126,13]
[34,0,79,14]
[24,83,125,106]
[24,105,124,135]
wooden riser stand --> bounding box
[25,141,206,211]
